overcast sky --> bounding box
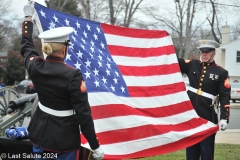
[9,0,46,17]
[6,0,238,27]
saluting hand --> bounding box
[23,1,35,17]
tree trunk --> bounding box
[109,0,115,25]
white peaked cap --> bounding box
[38,27,74,43]
[196,40,220,49]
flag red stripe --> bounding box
[118,63,180,76]
[91,101,192,119]
[86,118,211,145]
[108,45,175,57]
[127,82,186,97]
[102,126,218,159]
[101,23,169,38]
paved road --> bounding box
[228,108,240,129]
[229,102,240,129]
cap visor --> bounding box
[199,48,215,52]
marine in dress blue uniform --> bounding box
[21,1,104,160]
[178,40,231,160]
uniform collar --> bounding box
[46,55,64,62]
[201,61,215,66]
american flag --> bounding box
[34,3,218,159]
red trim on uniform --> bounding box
[64,63,76,70]
[36,57,44,62]
[224,104,230,120]
[45,60,64,63]
[83,148,86,160]
[76,149,79,160]
[22,21,31,36]
[224,105,230,108]
[30,140,78,153]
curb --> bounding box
[215,129,240,144]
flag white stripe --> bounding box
[105,33,173,48]
[89,91,189,108]
[112,54,177,66]
[94,110,198,132]
[123,72,183,87]
[83,122,215,155]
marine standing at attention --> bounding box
[178,39,231,160]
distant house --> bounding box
[0,51,7,56]
[0,51,7,67]
[215,25,240,88]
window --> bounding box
[237,51,240,63]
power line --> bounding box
[171,31,240,39]
[197,1,240,8]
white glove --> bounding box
[23,1,35,17]
[92,147,104,160]
[219,119,227,131]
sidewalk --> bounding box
[215,129,240,144]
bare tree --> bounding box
[45,0,82,17]
[77,0,91,19]
[0,0,20,51]
[109,0,115,25]
[204,0,240,44]
[108,0,125,25]
[205,0,223,43]
[122,0,143,27]
[77,0,148,29]
[147,0,206,59]
[0,0,11,17]
[230,23,240,41]
[45,0,70,11]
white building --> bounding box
[215,25,240,88]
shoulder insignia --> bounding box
[185,60,190,63]
[224,77,231,88]
[80,80,86,92]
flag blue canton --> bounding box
[5,127,28,139]
[35,3,129,97]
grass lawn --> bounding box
[128,143,240,160]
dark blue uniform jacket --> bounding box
[20,21,99,152]
[178,58,230,124]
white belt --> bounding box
[188,86,215,100]
[38,102,75,117]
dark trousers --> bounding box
[33,145,79,160]
[186,133,216,160]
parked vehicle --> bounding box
[26,83,36,94]
[14,79,36,94]
[231,88,240,103]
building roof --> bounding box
[220,39,240,49]
[0,51,7,56]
